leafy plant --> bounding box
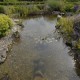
[64,3,74,12]
[57,17,74,35]
[0,14,13,37]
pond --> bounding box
[0,15,80,80]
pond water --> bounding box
[0,16,80,80]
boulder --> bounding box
[0,49,7,64]
[57,15,62,21]
[12,31,20,38]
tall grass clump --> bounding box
[0,14,13,37]
[4,6,15,17]
[28,5,40,15]
[57,17,74,36]
[15,6,29,17]
[0,5,41,18]
[3,6,29,17]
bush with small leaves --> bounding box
[0,14,13,38]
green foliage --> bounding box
[57,17,74,35]
[47,0,80,12]
[0,14,13,37]
[63,3,74,12]
[3,5,40,17]
[4,6,15,17]
[47,0,62,11]
[14,6,29,17]
[28,5,40,14]
[0,6,5,13]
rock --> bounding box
[18,23,24,28]
[65,12,73,16]
[41,37,47,41]
[57,15,62,21]
[0,19,21,64]
[52,11,60,15]
[12,26,18,32]
[13,19,19,23]
[12,31,20,38]
[0,50,7,64]
[0,35,13,64]
[55,25,60,29]
[72,41,77,48]
[6,47,9,53]
[73,5,79,12]
[60,12,65,16]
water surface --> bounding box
[0,16,80,80]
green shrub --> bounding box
[64,3,74,12]
[57,17,74,35]
[0,14,13,37]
